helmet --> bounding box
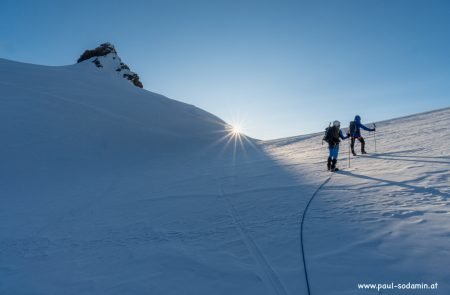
[333,120,341,127]
[355,115,361,121]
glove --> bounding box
[373,128,376,132]
[346,132,350,136]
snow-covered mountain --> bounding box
[77,43,144,88]
[1,51,449,295]
[0,47,248,182]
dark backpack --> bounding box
[349,121,356,136]
[323,125,338,143]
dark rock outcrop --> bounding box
[77,43,117,63]
[77,43,143,88]
[123,73,144,88]
[92,58,103,68]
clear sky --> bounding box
[2,0,450,140]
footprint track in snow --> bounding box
[218,185,289,295]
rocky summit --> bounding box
[77,43,143,88]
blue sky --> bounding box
[2,0,450,139]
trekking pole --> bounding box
[373,123,377,152]
[348,138,351,168]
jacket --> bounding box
[352,115,375,138]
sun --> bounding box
[231,124,242,135]
[207,117,258,163]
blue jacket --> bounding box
[352,116,375,137]
[339,129,349,140]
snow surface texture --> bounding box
[1,57,449,294]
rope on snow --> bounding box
[300,175,333,295]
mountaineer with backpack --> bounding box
[323,120,349,172]
[349,115,376,156]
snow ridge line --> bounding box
[219,185,288,295]
[300,175,333,295]
[4,82,175,136]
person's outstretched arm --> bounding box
[357,122,375,132]
[339,129,349,140]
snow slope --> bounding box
[1,57,449,294]
[264,108,450,294]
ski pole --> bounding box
[373,123,377,152]
[348,137,351,168]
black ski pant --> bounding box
[351,137,366,153]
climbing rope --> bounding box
[300,175,333,295]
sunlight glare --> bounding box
[232,124,242,135]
